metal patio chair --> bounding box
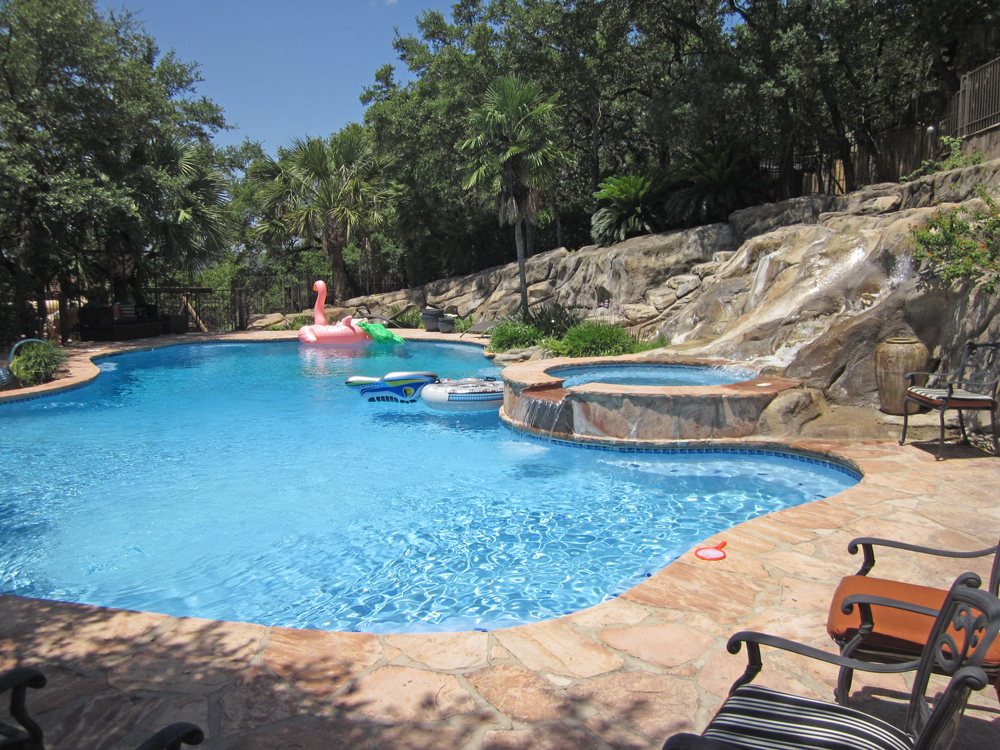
[664,575,1000,750]
[899,340,1000,459]
[0,666,203,749]
[826,534,1000,704]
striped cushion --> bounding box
[907,387,995,409]
[702,685,913,750]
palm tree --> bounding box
[256,127,391,305]
[459,75,569,312]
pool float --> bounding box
[421,377,504,412]
[298,280,371,345]
[346,371,438,402]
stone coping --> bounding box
[500,354,790,397]
[1,333,999,748]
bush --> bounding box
[453,315,475,333]
[591,174,665,247]
[908,185,1000,292]
[387,305,422,329]
[559,322,637,357]
[285,314,311,329]
[487,320,545,352]
[513,302,583,339]
[10,341,66,386]
[903,136,984,182]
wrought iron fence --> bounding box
[941,56,1000,138]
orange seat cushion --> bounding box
[827,576,1000,667]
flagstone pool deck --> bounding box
[2,331,999,749]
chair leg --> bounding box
[958,408,969,444]
[937,407,947,460]
[992,407,999,456]
[836,665,854,706]
[900,402,910,446]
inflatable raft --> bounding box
[420,377,504,412]
[345,371,438,403]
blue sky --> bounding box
[103,0,434,154]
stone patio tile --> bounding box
[863,472,938,495]
[20,665,109,715]
[151,617,266,663]
[372,723,481,750]
[263,628,383,699]
[703,526,777,555]
[622,562,765,618]
[583,715,653,750]
[334,665,475,722]
[0,596,168,664]
[467,663,574,722]
[846,515,941,546]
[108,650,245,695]
[779,577,839,613]
[42,689,165,750]
[482,726,600,750]
[148,694,211,737]
[768,501,859,531]
[567,671,699,740]
[494,619,624,678]
[761,551,853,583]
[229,715,371,750]
[221,665,304,733]
[385,631,489,670]
[737,517,820,543]
[564,599,651,628]
[599,624,715,670]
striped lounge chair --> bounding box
[663,576,1000,750]
[899,340,1000,459]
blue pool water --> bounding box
[0,341,858,632]
[553,363,758,388]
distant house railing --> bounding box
[941,56,1000,138]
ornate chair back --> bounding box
[906,574,1000,750]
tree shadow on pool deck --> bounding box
[2,593,999,750]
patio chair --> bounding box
[0,666,203,749]
[664,575,1000,750]
[899,340,1000,459]
[460,319,498,338]
[826,534,1000,704]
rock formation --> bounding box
[348,160,1000,409]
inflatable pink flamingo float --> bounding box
[297,280,372,345]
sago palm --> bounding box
[591,173,665,247]
[459,75,569,311]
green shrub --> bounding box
[903,136,984,182]
[286,314,312,329]
[908,185,1000,292]
[591,174,665,247]
[513,302,583,339]
[453,315,475,333]
[487,320,545,352]
[559,322,636,357]
[387,305,422,329]
[10,341,66,386]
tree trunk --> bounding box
[324,225,350,306]
[514,219,529,312]
[525,217,535,259]
[552,195,563,249]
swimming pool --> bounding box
[0,341,858,632]
[552,363,758,388]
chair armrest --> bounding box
[841,593,941,619]
[848,536,997,576]
[905,369,955,386]
[1,667,47,748]
[663,734,746,750]
[0,667,46,695]
[724,631,921,694]
[134,722,204,750]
